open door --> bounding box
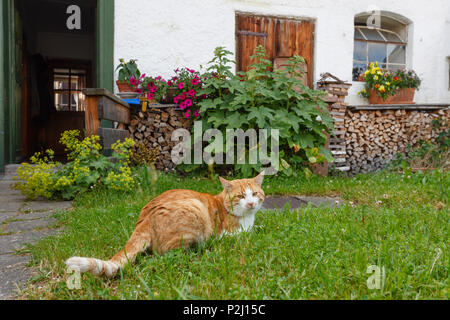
[1,0,115,168]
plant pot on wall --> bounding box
[368,88,415,105]
[116,80,137,93]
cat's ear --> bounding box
[254,170,265,186]
[219,177,231,191]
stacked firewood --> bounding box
[128,105,190,171]
[345,109,449,174]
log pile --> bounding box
[128,105,190,171]
[345,108,449,174]
[317,74,352,172]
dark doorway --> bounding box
[17,0,96,159]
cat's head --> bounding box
[219,171,265,217]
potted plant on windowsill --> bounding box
[358,63,421,104]
[115,59,142,92]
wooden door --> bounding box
[236,13,315,88]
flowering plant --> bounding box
[115,59,142,85]
[140,76,168,101]
[358,63,421,100]
[169,67,204,119]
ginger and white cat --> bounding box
[66,172,265,278]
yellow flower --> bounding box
[386,82,391,86]
[379,85,386,93]
[374,75,379,80]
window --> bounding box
[353,26,407,81]
[53,68,87,111]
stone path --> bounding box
[262,195,343,211]
[0,166,72,300]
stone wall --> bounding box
[128,105,190,172]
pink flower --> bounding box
[188,89,196,97]
[185,99,193,107]
[179,101,187,110]
[129,75,138,86]
[178,82,185,90]
[185,110,191,118]
[147,93,154,100]
[187,68,195,74]
[136,88,143,94]
[139,74,146,80]
[191,78,201,86]
[174,95,181,104]
[194,110,200,117]
[150,86,157,93]
[181,92,187,101]
[156,76,161,81]
[167,81,173,87]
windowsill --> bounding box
[348,103,450,111]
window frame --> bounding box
[49,60,92,112]
[353,26,407,81]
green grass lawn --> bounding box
[18,169,449,300]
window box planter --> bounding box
[368,88,415,105]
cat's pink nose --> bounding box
[247,202,255,208]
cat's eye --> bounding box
[253,192,258,197]
[237,195,245,199]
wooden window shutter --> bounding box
[236,13,314,88]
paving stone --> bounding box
[23,201,72,213]
[0,201,23,213]
[0,212,18,224]
[4,218,57,234]
[0,230,59,255]
[262,195,344,211]
[0,254,32,300]
[16,211,55,221]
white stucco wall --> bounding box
[114,0,450,105]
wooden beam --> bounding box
[85,95,100,136]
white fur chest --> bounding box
[239,212,256,232]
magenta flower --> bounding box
[191,78,200,86]
[174,95,181,104]
[185,110,191,118]
[178,82,185,90]
[167,81,173,87]
[140,74,146,80]
[129,75,138,86]
[181,92,187,101]
[179,101,187,110]
[188,89,196,97]
[194,110,200,117]
[187,68,195,74]
[156,76,161,81]
[185,99,193,107]
[147,93,154,100]
[136,88,143,94]
[150,86,157,93]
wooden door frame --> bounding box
[0,0,115,170]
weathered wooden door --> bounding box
[236,13,315,88]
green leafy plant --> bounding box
[14,130,137,200]
[191,46,334,176]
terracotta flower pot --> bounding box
[368,88,415,105]
[116,80,138,93]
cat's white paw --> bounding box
[65,257,91,273]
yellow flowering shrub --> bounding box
[14,130,136,200]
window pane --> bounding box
[352,63,367,81]
[387,44,406,64]
[388,64,405,72]
[368,42,387,64]
[354,28,365,40]
[360,28,384,41]
[381,31,403,42]
[353,41,367,61]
